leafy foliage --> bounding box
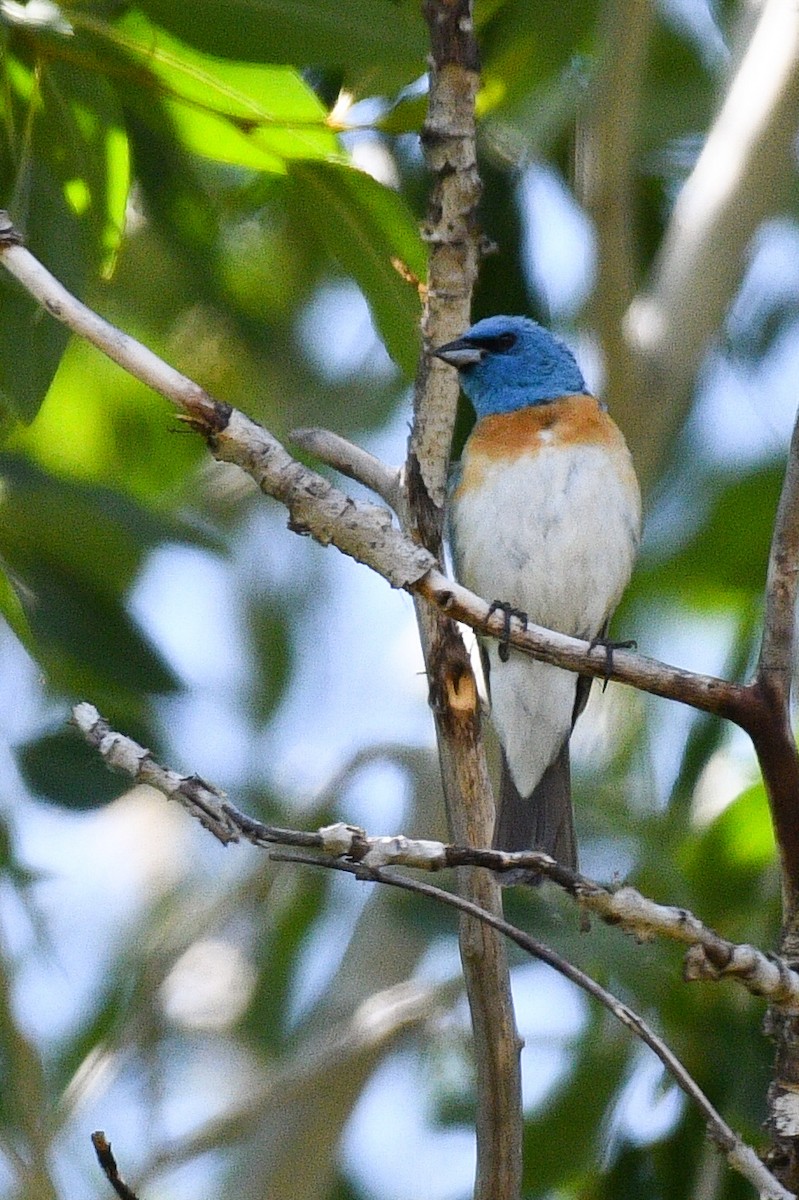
[0,1,795,1199]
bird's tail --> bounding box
[493,742,577,884]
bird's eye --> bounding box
[495,332,517,352]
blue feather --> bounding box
[435,315,587,418]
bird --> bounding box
[434,315,641,877]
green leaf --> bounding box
[17,728,125,809]
[0,457,218,694]
[686,783,775,875]
[133,0,426,93]
[0,561,33,648]
[287,162,424,376]
[636,464,783,604]
[22,560,179,695]
[0,52,129,419]
[87,10,342,171]
[38,59,130,274]
[521,1011,631,1192]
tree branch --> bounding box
[8,204,799,1194]
[578,0,653,442]
[758,400,799,707]
[624,0,799,482]
[290,426,402,511]
[399,5,523,1197]
[0,211,776,725]
[72,702,793,1198]
[0,212,785,729]
[271,852,793,1200]
[91,1133,140,1200]
[71,704,799,1014]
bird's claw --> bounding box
[487,600,528,662]
[588,636,637,690]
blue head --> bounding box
[433,315,587,419]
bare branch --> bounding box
[271,851,794,1200]
[758,402,799,706]
[73,705,798,1196]
[223,825,799,1016]
[755,392,799,1183]
[0,215,219,426]
[70,707,799,1016]
[290,426,402,511]
[0,215,757,728]
[91,1132,140,1200]
[71,703,239,844]
[408,6,524,1196]
[0,219,435,590]
[624,0,799,480]
[418,569,748,718]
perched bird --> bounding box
[435,316,641,875]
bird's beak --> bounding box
[432,338,484,367]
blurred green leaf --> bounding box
[287,161,424,376]
[18,728,126,809]
[0,49,129,420]
[0,561,32,647]
[248,603,292,720]
[133,0,426,93]
[246,870,328,1049]
[0,457,221,694]
[82,10,341,171]
[522,1012,631,1193]
[685,783,776,878]
[637,464,782,603]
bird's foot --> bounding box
[588,635,637,690]
[487,600,528,662]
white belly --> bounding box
[450,443,640,795]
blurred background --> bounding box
[0,0,795,1197]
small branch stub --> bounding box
[91,1132,140,1200]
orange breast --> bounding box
[455,394,635,499]
[470,394,621,455]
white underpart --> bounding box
[451,443,640,797]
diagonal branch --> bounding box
[71,703,799,1014]
[0,213,755,721]
[624,0,799,483]
[271,851,794,1200]
[71,702,793,1199]
[290,427,402,509]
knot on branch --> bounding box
[0,211,23,247]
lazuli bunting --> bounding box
[435,316,641,874]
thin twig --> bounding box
[70,706,799,1014]
[270,851,794,1200]
[91,1132,140,1200]
[290,427,402,510]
